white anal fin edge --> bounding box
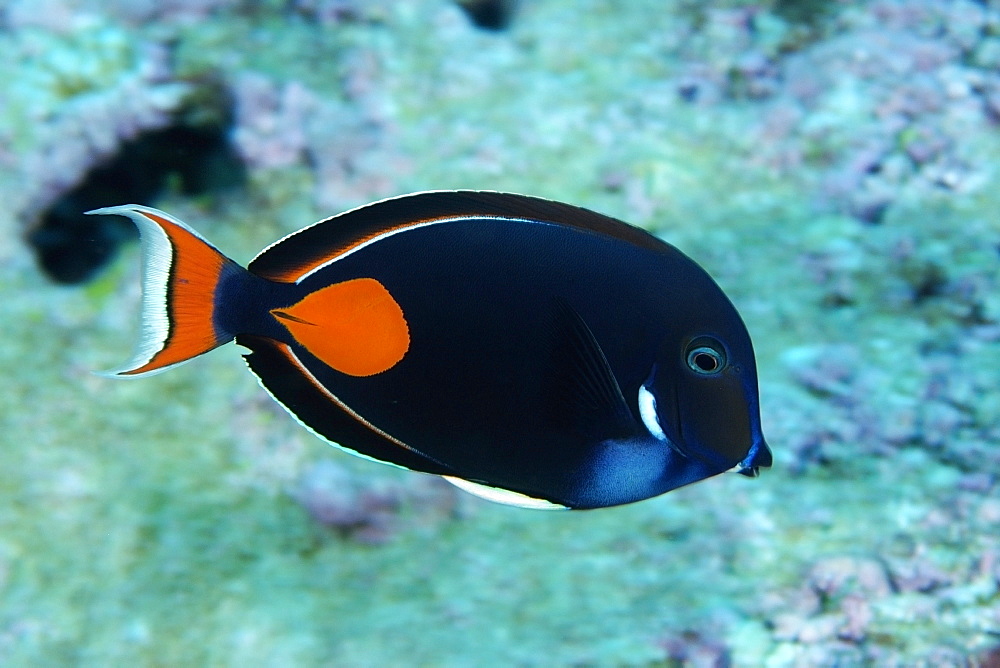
[442,476,567,509]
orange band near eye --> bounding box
[272,278,409,377]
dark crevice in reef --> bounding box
[27,80,247,284]
[455,0,520,31]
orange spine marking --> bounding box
[274,342,423,457]
[86,205,235,377]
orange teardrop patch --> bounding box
[271,278,409,377]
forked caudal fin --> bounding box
[87,205,241,377]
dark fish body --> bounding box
[92,191,770,509]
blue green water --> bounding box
[0,1,998,665]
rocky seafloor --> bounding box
[0,0,998,665]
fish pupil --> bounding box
[693,352,719,372]
[685,343,726,375]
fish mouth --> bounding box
[731,438,772,477]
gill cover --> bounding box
[643,332,769,476]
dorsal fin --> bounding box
[248,190,667,283]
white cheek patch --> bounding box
[639,384,691,461]
[638,384,668,442]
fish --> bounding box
[90,191,771,509]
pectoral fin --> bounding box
[546,299,637,439]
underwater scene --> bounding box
[1,0,999,665]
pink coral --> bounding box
[672,0,1000,220]
[290,460,458,545]
[229,63,400,210]
[105,0,239,25]
[657,629,731,667]
[231,73,316,170]
[17,42,192,226]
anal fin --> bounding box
[442,476,567,509]
[238,335,451,475]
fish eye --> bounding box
[685,338,727,375]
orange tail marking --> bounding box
[125,211,226,375]
[272,278,409,377]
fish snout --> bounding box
[733,438,772,477]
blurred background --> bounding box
[0,0,998,665]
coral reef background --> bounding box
[0,0,998,665]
